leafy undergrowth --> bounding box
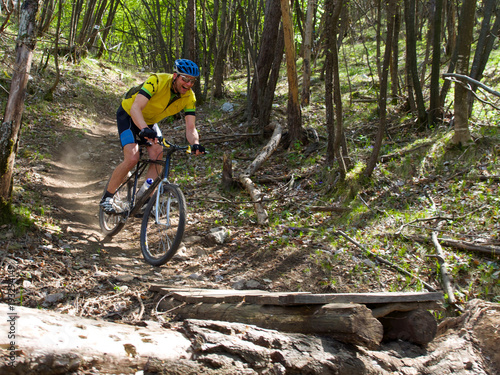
[0,43,499,325]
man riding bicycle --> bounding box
[100,59,205,213]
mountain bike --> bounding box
[99,137,190,266]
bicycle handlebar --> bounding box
[140,135,206,154]
[158,137,191,153]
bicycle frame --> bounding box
[116,138,190,219]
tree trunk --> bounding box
[364,0,396,178]
[45,0,62,100]
[212,0,227,99]
[445,0,457,55]
[429,0,443,124]
[37,0,54,36]
[95,0,119,59]
[390,8,400,100]
[85,0,109,51]
[183,0,196,60]
[404,0,427,126]
[452,0,476,146]
[258,26,285,128]
[248,0,282,131]
[301,0,316,107]
[467,0,500,116]
[330,0,347,176]
[212,0,236,99]
[182,0,200,98]
[75,0,97,47]
[0,0,40,214]
[324,0,335,165]
[280,0,302,146]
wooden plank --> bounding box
[274,291,444,305]
[170,290,310,304]
[244,292,314,305]
[149,286,443,306]
[172,291,246,304]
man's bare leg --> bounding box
[106,143,140,194]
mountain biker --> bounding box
[100,59,205,213]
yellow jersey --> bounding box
[121,73,196,125]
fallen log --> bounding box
[398,233,500,256]
[238,176,268,225]
[244,122,283,177]
[431,232,457,305]
[237,122,283,225]
[2,301,498,374]
[158,298,383,349]
[378,308,437,345]
[0,303,191,374]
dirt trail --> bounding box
[39,116,177,283]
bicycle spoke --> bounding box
[99,176,131,237]
[140,183,186,266]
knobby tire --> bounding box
[99,175,132,237]
[140,183,186,266]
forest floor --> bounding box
[1,53,499,329]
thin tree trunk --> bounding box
[404,0,427,126]
[280,0,302,145]
[201,0,217,100]
[324,0,335,165]
[331,0,347,176]
[429,0,443,124]
[184,0,199,98]
[301,0,316,107]
[76,0,97,46]
[452,0,476,145]
[364,0,396,178]
[467,0,500,116]
[37,0,54,36]
[183,0,196,60]
[445,0,456,56]
[45,0,62,100]
[0,0,40,210]
[390,8,400,100]
[68,0,83,49]
[96,0,119,59]
[85,0,109,51]
[212,0,227,99]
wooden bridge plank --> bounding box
[149,285,443,306]
[271,291,444,305]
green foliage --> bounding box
[0,200,34,235]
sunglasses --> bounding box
[179,74,196,84]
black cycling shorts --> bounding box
[116,105,162,147]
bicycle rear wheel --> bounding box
[99,175,132,237]
[140,182,186,266]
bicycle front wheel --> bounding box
[99,175,132,237]
[140,182,186,266]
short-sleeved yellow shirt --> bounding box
[121,73,196,125]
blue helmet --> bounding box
[174,59,200,77]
